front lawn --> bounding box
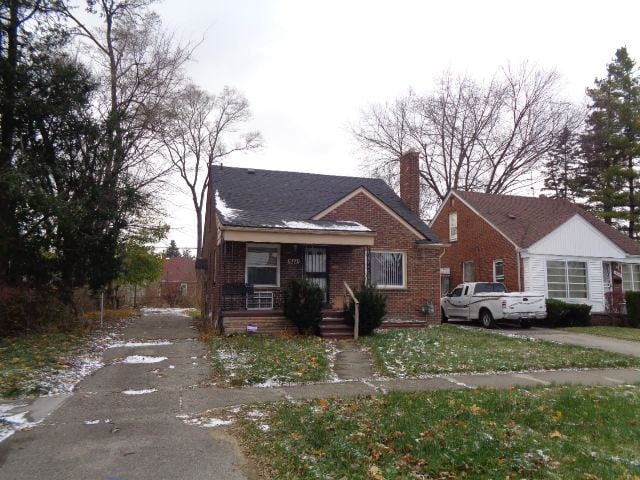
[563,326,640,342]
[0,333,86,397]
[210,334,334,387]
[361,325,640,377]
[236,385,640,479]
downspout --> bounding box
[516,247,523,292]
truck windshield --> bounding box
[474,283,507,294]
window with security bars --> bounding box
[621,264,640,292]
[546,260,588,299]
[369,251,405,288]
[246,291,274,310]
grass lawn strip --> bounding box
[361,324,640,377]
[210,334,335,387]
[0,311,132,398]
[232,384,640,479]
[563,326,640,342]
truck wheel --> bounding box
[441,308,448,323]
[520,319,531,329]
[480,310,495,329]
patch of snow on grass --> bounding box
[122,388,158,395]
[121,355,167,364]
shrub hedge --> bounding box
[283,277,324,335]
[540,298,592,328]
[625,291,640,327]
[344,282,387,336]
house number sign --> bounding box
[287,258,301,265]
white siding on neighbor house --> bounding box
[527,214,627,259]
[522,254,606,312]
[523,256,546,294]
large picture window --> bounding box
[546,260,587,299]
[369,251,406,288]
[246,244,279,287]
[621,263,640,292]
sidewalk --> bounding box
[193,366,640,409]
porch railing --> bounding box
[344,281,359,340]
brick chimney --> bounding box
[399,150,420,214]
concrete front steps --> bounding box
[319,310,354,340]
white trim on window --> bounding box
[245,243,280,288]
[463,260,474,282]
[546,259,588,300]
[493,259,504,283]
[368,250,407,289]
[449,212,458,242]
[621,263,640,292]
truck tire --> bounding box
[441,308,448,323]
[480,309,495,329]
[520,318,531,329]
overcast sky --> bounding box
[153,0,640,252]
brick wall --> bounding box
[431,194,520,292]
[323,192,442,323]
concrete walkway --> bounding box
[0,311,254,480]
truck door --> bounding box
[457,285,471,318]
[446,286,464,317]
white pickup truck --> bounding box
[440,282,546,328]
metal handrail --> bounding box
[344,281,360,340]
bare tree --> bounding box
[161,84,262,255]
[57,0,193,202]
[353,64,576,214]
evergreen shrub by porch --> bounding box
[283,278,324,335]
[344,282,387,336]
[624,291,640,327]
[541,299,592,328]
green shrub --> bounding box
[344,282,387,336]
[624,291,640,327]
[541,298,592,327]
[283,277,324,335]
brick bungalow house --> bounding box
[430,190,640,313]
[200,152,445,335]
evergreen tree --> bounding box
[164,240,181,258]
[543,126,581,200]
[578,47,640,237]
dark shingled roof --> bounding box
[454,190,640,255]
[211,165,440,242]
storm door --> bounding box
[305,246,328,303]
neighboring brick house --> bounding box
[431,190,640,313]
[201,152,445,335]
[160,257,198,303]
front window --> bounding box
[463,261,474,282]
[546,260,588,299]
[369,251,406,288]
[246,244,280,287]
[621,263,640,292]
[449,212,458,241]
[493,260,505,284]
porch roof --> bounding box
[222,224,375,246]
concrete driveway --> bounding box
[451,320,640,357]
[0,310,254,480]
